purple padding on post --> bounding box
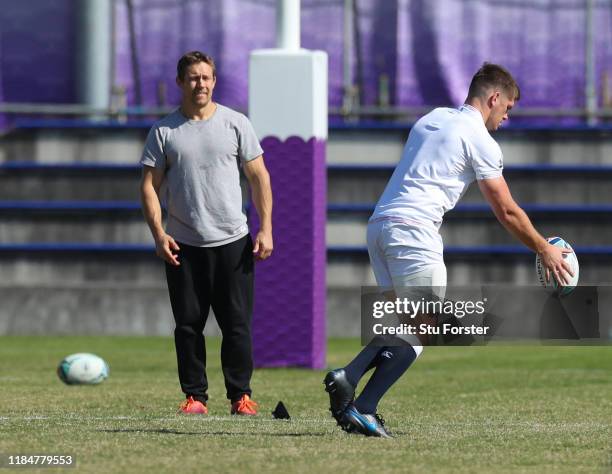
[248,137,327,369]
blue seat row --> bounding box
[1,243,611,259]
[1,200,611,217]
[3,161,612,174]
[327,203,612,216]
[328,245,612,259]
[9,117,612,134]
[0,200,141,211]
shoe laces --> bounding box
[180,396,198,410]
[374,413,386,426]
[235,395,258,411]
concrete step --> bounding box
[3,163,612,205]
[0,253,165,286]
[2,252,610,288]
[4,203,610,246]
[328,166,612,205]
[2,279,611,337]
[0,283,225,337]
[2,125,612,168]
[1,250,610,337]
[0,129,146,164]
[328,255,612,287]
[0,284,175,336]
[327,127,612,165]
[327,208,612,246]
[0,284,349,337]
[0,213,151,244]
[0,174,141,201]
[0,164,251,202]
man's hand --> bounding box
[253,230,273,260]
[155,233,181,266]
[538,241,574,286]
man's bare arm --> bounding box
[140,166,180,266]
[243,155,273,260]
[478,176,572,284]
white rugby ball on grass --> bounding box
[535,236,579,296]
[57,353,109,385]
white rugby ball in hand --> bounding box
[535,236,579,296]
[57,353,109,385]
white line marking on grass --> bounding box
[1,415,336,424]
[179,416,335,423]
[5,416,606,430]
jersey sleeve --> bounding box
[471,139,504,180]
[237,114,264,162]
[140,126,166,168]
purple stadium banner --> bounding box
[0,0,76,104]
[1,0,610,115]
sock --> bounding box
[343,341,385,386]
[354,344,417,414]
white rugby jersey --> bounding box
[371,104,503,230]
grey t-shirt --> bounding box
[140,104,263,247]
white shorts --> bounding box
[367,219,447,294]
[367,219,447,355]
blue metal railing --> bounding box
[4,161,612,175]
[1,200,611,217]
[1,243,611,259]
[328,245,612,259]
[327,203,612,217]
[9,117,612,134]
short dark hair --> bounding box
[176,51,216,81]
[468,63,520,101]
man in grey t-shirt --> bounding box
[140,51,273,416]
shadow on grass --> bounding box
[98,428,330,437]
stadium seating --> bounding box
[1,119,611,335]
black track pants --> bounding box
[165,235,254,403]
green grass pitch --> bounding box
[0,337,610,473]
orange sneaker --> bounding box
[231,394,258,416]
[178,396,208,414]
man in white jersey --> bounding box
[324,63,573,438]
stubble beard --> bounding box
[192,93,211,109]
